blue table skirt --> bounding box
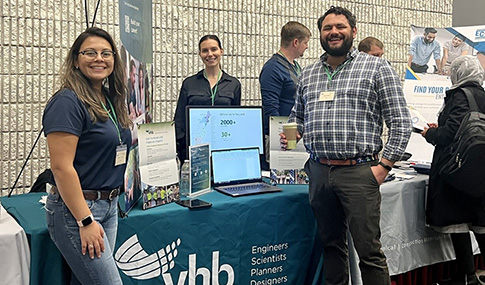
[1,185,319,285]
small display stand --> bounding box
[185,143,212,197]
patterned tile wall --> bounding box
[1,0,452,195]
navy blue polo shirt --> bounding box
[43,88,131,190]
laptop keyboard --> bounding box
[215,181,282,197]
[224,183,271,192]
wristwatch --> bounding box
[77,214,94,227]
[378,161,392,171]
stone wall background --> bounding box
[1,0,452,195]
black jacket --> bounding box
[425,82,485,227]
[174,70,241,161]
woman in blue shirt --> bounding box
[43,27,132,284]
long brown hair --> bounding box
[56,27,132,128]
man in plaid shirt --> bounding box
[283,6,411,285]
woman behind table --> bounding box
[174,35,241,162]
[421,55,485,285]
[43,27,132,284]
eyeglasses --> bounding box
[78,49,116,59]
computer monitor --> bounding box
[186,106,264,154]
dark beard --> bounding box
[320,35,353,57]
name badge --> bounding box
[115,144,127,166]
[319,91,335,101]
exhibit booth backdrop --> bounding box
[1,0,453,196]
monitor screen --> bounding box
[186,106,264,154]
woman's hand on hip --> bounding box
[80,222,105,259]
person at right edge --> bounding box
[281,6,411,285]
[421,55,485,285]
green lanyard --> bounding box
[278,50,301,76]
[203,69,222,106]
[101,96,122,144]
[323,58,352,85]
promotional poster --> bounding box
[119,0,154,212]
[404,24,485,163]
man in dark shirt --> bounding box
[260,21,310,166]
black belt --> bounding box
[50,186,120,201]
[311,154,378,166]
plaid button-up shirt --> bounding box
[289,49,411,161]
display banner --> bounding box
[404,25,485,163]
[119,1,153,63]
[119,1,154,212]
[114,188,317,285]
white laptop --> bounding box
[211,147,282,197]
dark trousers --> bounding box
[410,62,429,73]
[451,232,485,275]
[305,159,390,285]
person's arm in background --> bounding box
[374,63,412,184]
[478,52,485,72]
[260,62,284,134]
[285,79,305,142]
[47,132,105,259]
[129,100,136,120]
[434,43,442,74]
[435,58,442,74]
[440,48,449,74]
[232,79,241,105]
[423,92,469,146]
[407,37,417,68]
[174,80,189,161]
[459,41,469,57]
[407,55,413,68]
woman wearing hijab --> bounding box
[422,55,485,285]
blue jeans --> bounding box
[45,191,122,285]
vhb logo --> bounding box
[475,29,485,39]
[115,234,235,285]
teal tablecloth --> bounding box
[1,185,318,284]
[115,185,317,284]
[3,176,445,284]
